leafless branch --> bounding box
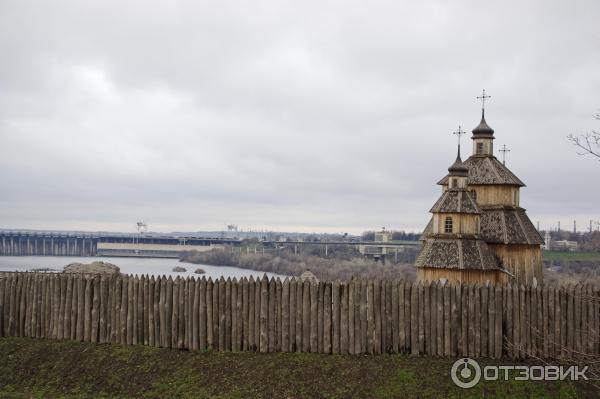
[568,131,600,160]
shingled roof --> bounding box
[430,190,480,214]
[437,156,525,187]
[421,217,433,239]
[479,207,544,245]
[415,237,501,271]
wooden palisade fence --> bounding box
[0,272,598,360]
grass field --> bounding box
[543,251,600,262]
[0,337,598,398]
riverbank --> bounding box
[0,256,281,280]
[0,337,594,398]
[180,249,416,282]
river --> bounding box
[0,256,282,280]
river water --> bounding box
[0,256,282,280]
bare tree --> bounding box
[568,111,600,160]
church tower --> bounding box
[415,145,505,284]
[431,91,544,285]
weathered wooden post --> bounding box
[323,282,332,354]
[91,275,100,342]
[281,278,290,352]
[241,277,249,351]
[366,280,374,354]
[332,281,341,354]
[199,277,207,350]
[259,276,268,352]
[340,282,349,354]
[148,276,155,347]
[247,276,255,351]
[302,280,310,352]
[218,277,226,351]
[310,281,318,353]
[268,277,276,352]
[288,278,296,352]
[225,278,232,351]
[348,280,356,355]
[295,279,303,352]
[165,276,174,348]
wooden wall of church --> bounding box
[488,244,542,285]
[470,185,519,207]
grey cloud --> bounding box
[1,0,599,234]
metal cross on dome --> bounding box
[477,89,491,111]
[499,144,511,165]
[453,125,466,150]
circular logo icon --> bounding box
[450,358,481,389]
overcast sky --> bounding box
[1,0,599,235]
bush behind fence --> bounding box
[0,272,599,359]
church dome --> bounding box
[447,151,469,177]
[472,111,495,137]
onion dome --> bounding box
[472,110,495,137]
[447,148,469,177]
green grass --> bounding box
[0,337,597,398]
[543,251,600,262]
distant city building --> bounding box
[359,227,400,261]
[374,227,392,242]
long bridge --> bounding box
[0,230,240,258]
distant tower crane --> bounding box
[137,222,148,234]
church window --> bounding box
[451,178,458,188]
[444,216,453,233]
[472,190,477,201]
[476,142,484,155]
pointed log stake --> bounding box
[171,277,179,349]
[199,277,207,350]
[192,277,199,351]
[230,278,237,351]
[247,276,255,350]
[324,282,332,354]
[281,278,290,352]
[288,279,296,352]
[57,274,65,339]
[205,278,213,349]
[332,281,341,354]
[212,278,219,349]
[259,276,268,353]
[216,277,224,351]
[225,278,232,351]
[126,277,134,345]
[82,276,92,342]
[340,283,349,355]
[310,281,318,353]
[295,279,303,352]
[348,281,356,355]
[367,281,374,354]
[242,278,249,351]
[148,276,155,347]
[268,278,276,352]
[276,278,282,352]
[91,276,100,342]
[302,280,310,353]
[159,276,167,348]
[178,277,185,350]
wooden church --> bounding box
[415,91,544,285]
